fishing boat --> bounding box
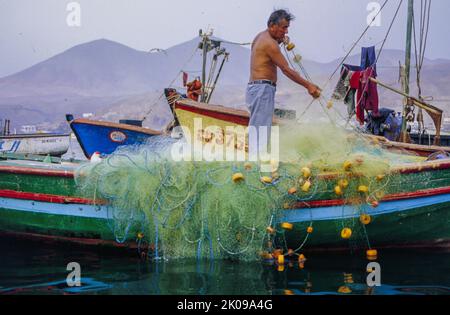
[1,1,450,258]
[66,114,162,159]
[0,150,449,253]
[0,119,70,157]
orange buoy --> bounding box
[281,222,293,231]
[338,286,352,294]
[298,254,307,263]
[232,173,244,183]
[266,226,275,234]
[360,214,371,225]
[288,249,294,256]
[341,228,352,239]
[307,226,313,234]
[371,200,379,208]
[367,249,378,260]
[376,174,386,181]
[284,289,295,295]
[277,254,285,265]
[288,187,298,195]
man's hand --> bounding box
[307,83,321,99]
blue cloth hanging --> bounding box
[360,46,377,74]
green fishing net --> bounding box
[74,123,428,261]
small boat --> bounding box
[66,114,162,159]
[0,119,69,157]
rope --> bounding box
[141,42,200,122]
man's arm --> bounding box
[267,41,320,97]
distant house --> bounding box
[21,125,37,134]
[83,113,94,118]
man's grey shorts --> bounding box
[246,83,276,156]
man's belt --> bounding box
[248,80,277,87]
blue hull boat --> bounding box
[66,115,162,159]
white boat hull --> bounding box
[0,134,70,156]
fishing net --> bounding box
[74,122,428,261]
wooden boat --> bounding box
[66,114,162,159]
[1,150,450,252]
[0,133,70,157]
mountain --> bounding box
[0,37,449,131]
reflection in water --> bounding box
[1,238,450,295]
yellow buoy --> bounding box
[343,161,352,171]
[232,173,244,183]
[338,179,349,189]
[307,226,313,234]
[286,42,296,51]
[288,187,298,195]
[327,100,333,109]
[281,222,293,230]
[376,174,385,181]
[301,167,311,179]
[266,226,275,234]
[284,289,295,295]
[261,176,272,184]
[302,180,312,192]
[137,232,145,239]
[277,254,285,265]
[260,251,273,260]
[283,202,291,209]
[367,249,378,260]
[334,185,343,196]
[341,228,352,239]
[358,185,369,193]
[360,214,371,225]
[244,162,252,170]
[298,254,307,263]
[338,286,352,294]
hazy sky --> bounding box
[1,0,449,77]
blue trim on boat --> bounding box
[279,193,450,223]
[70,121,158,158]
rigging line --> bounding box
[296,0,391,121]
[325,0,390,85]
[141,41,200,122]
[374,0,404,64]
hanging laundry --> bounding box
[332,66,351,100]
[360,46,377,74]
[356,66,379,125]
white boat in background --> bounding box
[0,133,70,157]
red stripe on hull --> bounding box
[175,103,249,126]
[293,186,450,209]
[0,189,106,205]
[0,165,74,178]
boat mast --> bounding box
[201,31,208,103]
[400,0,414,142]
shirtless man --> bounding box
[247,10,320,156]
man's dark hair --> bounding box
[267,9,295,27]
